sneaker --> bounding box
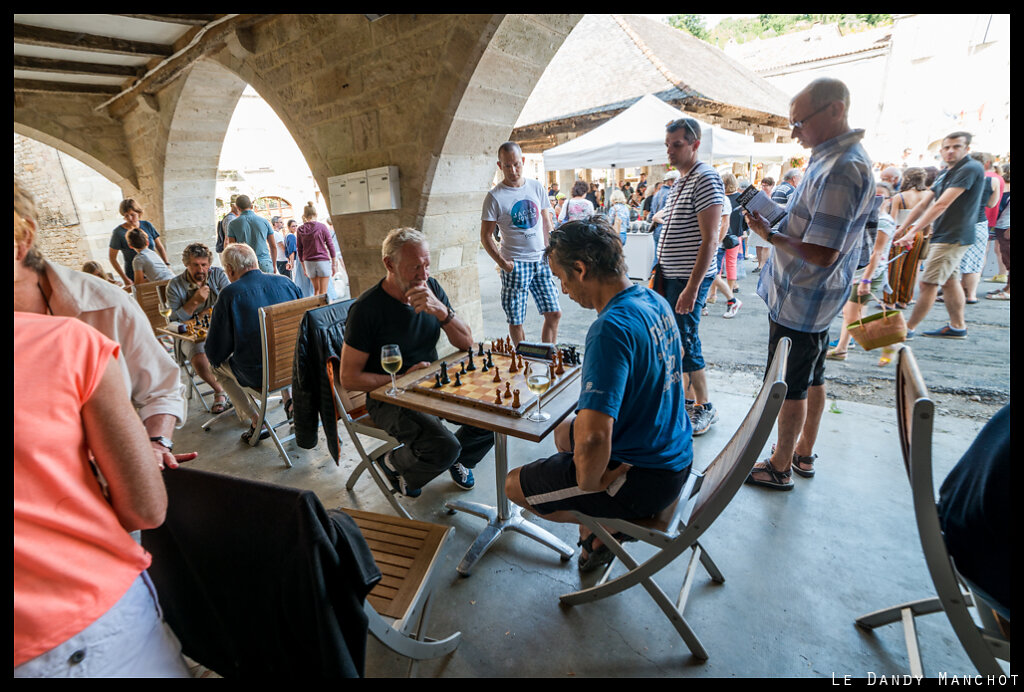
[751,266,761,273]
[922,324,968,339]
[449,462,475,490]
[724,299,742,318]
[376,451,421,498]
[690,402,718,436]
[905,329,916,341]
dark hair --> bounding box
[119,198,144,216]
[945,131,973,146]
[761,177,775,187]
[181,242,213,265]
[545,215,626,281]
[924,167,940,187]
[1001,163,1009,184]
[666,118,701,145]
[498,141,522,157]
[126,227,149,250]
[235,194,252,210]
[901,167,927,192]
[571,180,589,198]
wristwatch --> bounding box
[767,231,781,245]
[440,306,455,326]
[149,436,174,451]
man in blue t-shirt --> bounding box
[506,216,693,572]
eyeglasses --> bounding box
[789,102,833,130]
[666,118,700,143]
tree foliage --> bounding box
[667,14,893,48]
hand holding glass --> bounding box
[381,344,404,396]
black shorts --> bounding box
[768,318,828,401]
[518,452,688,520]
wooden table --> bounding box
[370,358,581,577]
[156,326,202,343]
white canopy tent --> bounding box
[542,94,767,170]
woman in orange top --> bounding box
[14,185,189,677]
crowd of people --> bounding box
[14,71,1010,675]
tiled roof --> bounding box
[723,23,892,73]
[514,14,791,129]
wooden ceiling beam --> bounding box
[14,78,122,95]
[14,55,140,79]
[114,14,221,26]
[13,23,174,58]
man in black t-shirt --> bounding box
[340,228,494,497]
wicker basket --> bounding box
[847,309,907,351]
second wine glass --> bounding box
[381,344,404,396]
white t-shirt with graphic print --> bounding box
[482,178,550,263]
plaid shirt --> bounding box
[756,129,875,333]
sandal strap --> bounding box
[755,459,791,481]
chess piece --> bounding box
[459,361,466,375]
[495,388,502,405]
[454,372,462,387]
[508,356,518,374]
[434,372,442,388]
[440,361,450,385]
[554,350,565,376]
[481,357,489,373]
[512,389,520,408]
[504,382,512,399]
[486,350,493,369]
[492,366,501,383]
[478,342,485,357]
[466,351,476,371]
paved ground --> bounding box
[476,246,1010,422]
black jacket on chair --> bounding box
[142,467,381,678]
[293,300,355,462]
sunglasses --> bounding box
[667,118,700,142]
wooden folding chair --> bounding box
[132,278,172,333]
[855,346,1010,677]
[342,508,462,673]
[327,358,411,519]
[221,294,327,467]
[559,337,790,661]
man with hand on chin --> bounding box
[340,227,493,497]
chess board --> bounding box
[183,309,213,340]
[409,349,581,417]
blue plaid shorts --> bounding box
[499,260,561,325]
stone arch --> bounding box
[417,14,583,330]
[161,59,248,264]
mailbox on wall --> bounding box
[327,166,400,215]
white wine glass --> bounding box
[157,290,173,323]
[525,360,552,422]
[381,344,404,397]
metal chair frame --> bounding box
[560,337,790,661]
[855,346,1010,677]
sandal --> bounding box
[825,348,847,361]
[241,424,271,445]
[792,453,817,478]
[577,531,638,572]
[211,392,232,414]
[745,460,793,490]
[985,290,1010,301]
[284,398,294,421]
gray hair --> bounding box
[382,227,428,265]
[783,168,802,183]
[796,77,850,113]
[221,243,259,274]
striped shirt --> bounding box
[756,129,875,333]
[656,162,724,279]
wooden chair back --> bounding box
[133,279,171,332]
[257,294,328,393]
[895,346,1009,675]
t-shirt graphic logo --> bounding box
[510,200,539,230]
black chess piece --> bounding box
[440,361,450,385]
[466,351,476,371]
[478,342,485,357]
[434,372,442,388]
[459,361,466,375]
[453,372,462,387]
[486,350,493,369]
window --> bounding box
[253,196,293,223]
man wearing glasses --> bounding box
[742,77,874,491]
[650,117,725,437]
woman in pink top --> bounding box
[295,201,339,295]
[14,184,189,677]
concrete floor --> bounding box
[167,250,1005,678]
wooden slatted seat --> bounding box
[235,294,327,467]
[340,508,461,670]
[133,278,172,333]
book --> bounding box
[737,185,787,227]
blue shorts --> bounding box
[663,275,713,373]
[499,260,561,326]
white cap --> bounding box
[663,169,680,180]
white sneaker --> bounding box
[724,299,742,318]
